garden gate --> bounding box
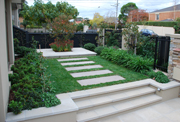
[154,36,170,72]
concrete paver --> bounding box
[57,57,88,62]
[70,70,113,78]
[61,61,95,66]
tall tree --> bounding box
[119,2,138,24]
[129,9,148,22]
[90,13,104,26]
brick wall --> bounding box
[149,11,180,21]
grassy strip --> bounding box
[44,56,148,94]
[63,63,98,67]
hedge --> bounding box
[135,21,177,27]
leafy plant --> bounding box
[9,100,23,115]
[105,30,120,47]
[94,46,104,55]
[42,93,61,108]
[84,43,96,51]
[147,71,169,83]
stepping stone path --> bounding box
[58,57,125,86]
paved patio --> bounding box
[37,47,96,58]
[100,98,180,122]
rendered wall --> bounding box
[0,0,11,121]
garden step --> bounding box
[74,86,156,110]
[70,70,113,78]
[57,57,88,62]
[65,65,103,71]
[77,75,125,86]
[61,61,95,66]
[76,94,162,122]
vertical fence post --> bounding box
[103,29,105,47]
[26,31,29,47]
[154,36,158,70]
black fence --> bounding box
[13,26,98,48]
[154,36,170,72]
[105,29,122,48]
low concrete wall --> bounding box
[138,25,175,36]
[25,28,48,33]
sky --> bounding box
[26,0,180,19]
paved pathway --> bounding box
[58,57,125,86]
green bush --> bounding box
[9,39,60,114]
[105,31,120,47]
[100,47,153,73]
[94,46,104,55]
[147,71,169,83]
[42,93,61,108]
[84,43,96,51]
[9,100,23,115]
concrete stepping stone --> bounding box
[70,70,113,78]
[65,65,103,71]
[57,58,88,62]
[61,61,95,66]
[77,75,125,86]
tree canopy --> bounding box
[90,13,104,27]
[20,0,79,26]
[119,2,138,23]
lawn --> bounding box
[43,56,148,94]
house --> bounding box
[0,0,24,122]
[149,4,180,21]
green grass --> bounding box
[43,56,148,94]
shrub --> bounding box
[105,31,120,47]
[9,39,60,114]
[100,47,153,72]
[94,46,104,55]
[42,93,61,108]
[135,21,177,27]
[147,71,169,83]
[84,43,96,51]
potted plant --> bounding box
[48,14,77,52]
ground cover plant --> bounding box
[43,56,148,94]
[100,47,169,83]
[84,43,96,51]
[9,39,60,114]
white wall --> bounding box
[83,25,89,32]
[138,25,175,36]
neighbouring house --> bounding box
[149,4,180,21]
[0,0,24,122]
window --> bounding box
[156,14,159,20]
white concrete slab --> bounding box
[65,65,103,71]
[37,48,96,58]
[77,75,125,86]
[70,70,113,78]
[57,58,88,62]
[61,61,95,66]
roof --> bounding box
[151,4,180,13]
[160,19,174,22]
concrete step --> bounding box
[57,57,88,62]
[70,70,113,78]
[77,75,125,86]
[74,87,156,110]
[61,61,95,66]
[76,94,162,122]
[65,65,103,71]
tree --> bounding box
[90,13,104,26]
[20,0,79,27]
[119,2,138,24]
[129,9,148,22]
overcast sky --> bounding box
[26,0,180,19]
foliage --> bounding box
[9,39,60,114]
[94,46,105,55]
[122,22,140,53]
[90,13,104,26]
[14,38,32,57]
[147,71,169,83]
[20,0,79,27]
[76,23,84,32]
[20,20,30,29]
[100,47,153,73]
[84,43,96,51]
[42,93,60,107]
[96,22,108,46]
[135,21,177,27]
[9,101,23,115]
[136,36,156,59]
[49,40,73,52]
[48,14,76,52]
[129,9,148,22]
[105,30,120,47]
[119,2,138,23]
